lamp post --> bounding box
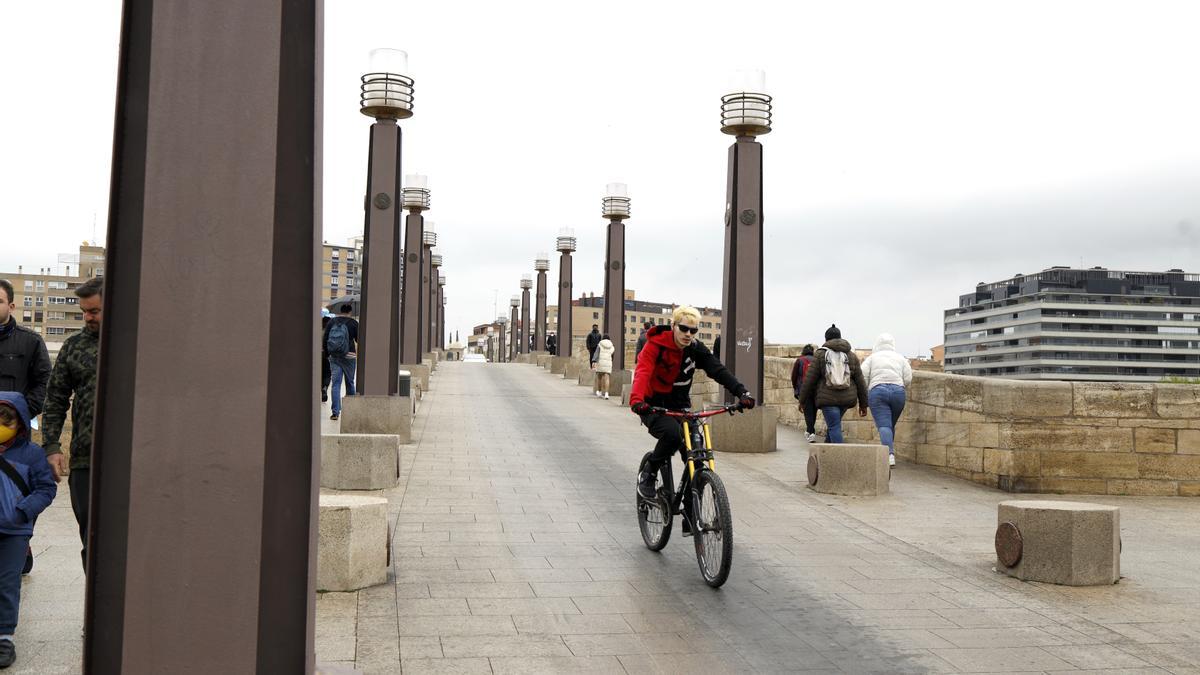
[487,327,495,362]
[400,173,429,365]
[534,253,549,352]
[437,273,446,349]
[719,69,771,401]
[358,48,414,395]
[602,183,630,374]
[509,295,520,362]
[519,274,532,355]
[556,228,576,357]
[421,222,437,360]
[497,315,508,362]
[429,249,442,352]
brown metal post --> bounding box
[421,233,436,355]
[510,302,519,361]
[399,212,425,364]
[602,219,626,372]
[357,119,402,395]
[719,136,764,400]
[497,323,505,362]
[86,0,320,671]
[429,256,441,351]
[519,281,531,355]
[534,270,547,352]
[557,249,573,357]
[437,278,445,349]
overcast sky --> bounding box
[3,1,1198,357]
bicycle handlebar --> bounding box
[647,403,745,419]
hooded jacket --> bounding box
[0,392,57,537]
[797,338,869,409]
[0,317,52,418]
[630,325,746,409]
[594,339,615,374]
[861,333,913,390]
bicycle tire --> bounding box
[636,452,673,551]
[691,470,733,587]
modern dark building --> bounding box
[944,267,1200,381]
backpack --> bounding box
[799,355,812,383]
[326,319,351,357]
[820,347,852,390]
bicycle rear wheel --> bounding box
[636,452,673,551]
[691,470,733,587]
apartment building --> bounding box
[1,243,106,348]
[320,237,364,306]
[944,267,1200,381]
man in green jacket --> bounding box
[41,278,103,567]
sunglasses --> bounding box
[675,324,699,335]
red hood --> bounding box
[647,324,677,349]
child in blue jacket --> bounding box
[0,392,57,669]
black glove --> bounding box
[738,393,756,410]
[631,402,651,415]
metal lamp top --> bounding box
[721,69,771,136]
[602,182,631,220]
[402,173,430,210]
[360,49,414,119]
[438,273,446,285]
[510,295,521,307]
[556,227,577,252]
[422,222,438,247]
[430,253,443,267]
[520,274,533,289]
[535,252,550,271]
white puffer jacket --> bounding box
[594,339,615,374]
[861,333,912,390]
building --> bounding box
[545,290,722,344]
[944,267,1200,382]
[1,243,106,348]
[320,237,364,306]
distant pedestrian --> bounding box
[586,324,601,363]
[594,334,615,400]
[861,333,912,466]
[797,324,868,444]
[712,334,722,359]
[790,344,818,442]
[546,333,557,355]
[42,277,104,567]
[634,321,653,364]
[0,392,57,669]
[323,303,359,421]
[0,280,52,419]
[320,314,331,403]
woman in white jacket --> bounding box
[592,335,615,399]
[861,333,912,466]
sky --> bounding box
[2,0,1198,358]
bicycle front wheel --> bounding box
[691,470,733,587]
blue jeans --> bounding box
[329,355,357,414]
[0,534,30,634]
[820,406,849,443]
[868,384,906,455]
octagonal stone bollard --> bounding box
[995,500,1120,586]
[320,433,400,490]
[318,494,389,592]
[807,443,889,496]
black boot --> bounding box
[637,469,658,500]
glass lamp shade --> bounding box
[510,295,520,307]
[535,252,550,271]
[361,48,414,118]
[488,327,495,335]
[402,173,430,209]
[422,221,438,247]
[520,274,532,289]
[556,227,577,252]
[430,253,443,267]
[602,183,631,220]
[721,68,771,136]
[438,273,446,285]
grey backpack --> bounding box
[820,347,852,390]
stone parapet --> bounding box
[807,443,889,496]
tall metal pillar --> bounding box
[718,73,771,401]
[356,123,401,394]
[556,229,576,357]
[509,296,520,361]
[400,175,429,365]
[420,223,437,357]
[87,1,321,671]
[429,251,442,351]
[437,274,446,349]
[534,254,549,352]
[497,317,507,362]
[519,275,532,355]
[601,184,630,372]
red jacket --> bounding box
[630,326,745,409]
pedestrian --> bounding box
[546,332,557,355]
[0,392,57,669]
[861,333,912,466]
[790,344,818,442]
[797,324,868,444]
[320,314,331,403]
[712,334,722,359]
[593,334,615,399]
[585,324,601,363]
[41,277,104,567]
[323,303,359,421]
[0,280,52,419]
[634,321,653,364]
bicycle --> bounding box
[636,403,743,587]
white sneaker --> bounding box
[888,454,896,466]
[594,391,601,398]
[603,393,610,400]
[805,433,816,443]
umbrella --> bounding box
[325,294,360,312]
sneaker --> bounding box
[637,471,657,500]
[330,412,339,421]
[594,391,601,398]
[321,388,328,403]
[805,433,816,443]
[0,639,15,668]
[888,454,896,466]
[603,393,610,400]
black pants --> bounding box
[321,352,331,391]
[69,468,89,569]
[642,414,684,468]
[801,398,818,434]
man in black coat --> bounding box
[0,280,52,417]
[586,324,601,363]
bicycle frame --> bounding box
[649,404,740,525]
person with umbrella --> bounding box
[323,303,359,421]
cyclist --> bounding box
[630,305,755,499]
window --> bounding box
[47,327,67,336]
[23,280,32,290]
[593,312,599,320]
[331,249,340,259]
[22,311,31,322]
[34,297,43,307]
[49,281,68,290]
[331,262,339,271]
[23,297,31,307]
[49,296,66,304]
[34,312,43,322]
[48,311,65,320]
[66,297,77,305]
[34,280,44,290]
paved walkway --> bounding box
[316,362,1200,674]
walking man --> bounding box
[41,277,104,566]
[634,320,653,364]
[323,303,359,421]
[0,280,52,418]
[797,324,868,444]
[586,324,601,364]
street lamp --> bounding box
[429,249,442,352]
[496,315,508,362]
[555,228,576,358]
[437,272,446,350]
[357,48,414,395]
[399,173,429,365]
[602,183,629,378]
[534,252,549,353]
[719,68,771,402]
[509,295,520,362]
[519,274,532,356]
[421,221,438,361]
[487,326,495,362]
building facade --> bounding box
[320,236,364,306]
[546,290,722,345]
[944,267,1200,382]
[1,243,106,348]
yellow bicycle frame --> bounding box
[681,420,717,479]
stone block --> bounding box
[320,433,400,490]
[563,360,583,379]
[808,443,889,496]
[1180,481,1200,497]
[536,354,552,368]
[1041,451,1139,479]
[916,443,947,467]
[944,376,984,412]
[1106,479,1178,496]
[1000,424,1133,453]
[947,446,984,472]
[970,423,1000,448]
[318,494,389,592]
[423,352,438,372]
[909,373,946,406]
[550,356,570,374]
[1180,430,1200,455]
[1038,477,1107,494]
[339,395,412,442]
[983,379,1073,417]
[606,375,624,398]
[1155,385,1200,418]
[709,406,778,453]
[1136,454,1200,480]
[763,357,794,382]
[996,500,1119,586]
[925,422,970,447]
[401,363,430,394]
[1073,383,1155,418]
[1135,427,1176,454]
